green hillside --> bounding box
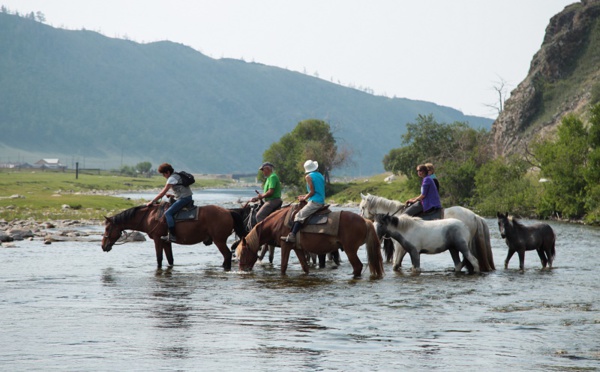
[0,12,492,175]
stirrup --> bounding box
[281,233,296,243]
[161,234,176,243]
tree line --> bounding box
[265,105,600,224]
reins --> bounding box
[105,205,153,244]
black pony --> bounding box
[496,212,556,270]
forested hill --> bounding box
[0,12,492,175]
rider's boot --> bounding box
[282,221,301,243]
[161,227,177,242]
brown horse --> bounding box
[236,204,384,278]
[101,203,245,270]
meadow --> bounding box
[0,170,232,221]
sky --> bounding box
[2,0,579,119]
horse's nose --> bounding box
[102,244,113,252]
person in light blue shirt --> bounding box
[282,160,325,244]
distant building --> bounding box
[0,162,33,169]
[34,158,66,170]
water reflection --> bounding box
[2,190,600,371]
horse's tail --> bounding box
[230,211,246,238]
[473,216,495,271]
[382,235,394,263]
[364,219,385,278]
[549,226,557,262]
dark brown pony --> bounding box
[497,212,556,270]
[236,204,384,278]
[101,203,245,270]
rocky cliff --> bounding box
[491,0,600,157]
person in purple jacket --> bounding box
[403,164,442,219]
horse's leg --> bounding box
[517,250,526,271]
[392,242,406,271]
[344,247,364,278]
[504,249,516,269]
[382,237,394,263]
[279,244,292,275]
[164,241,174,267]
[153,240,164,268]
[536,248,548,268]
[258,245,268,261]
[456,242,480,273]
[294,248,310,274]
[449,248,463,272]
[331,249,341,266]
[393,241,407,268]
[213,239,232,271]
[268,245,275,264]
[318,254,326,268]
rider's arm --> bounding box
[148,183,173,205]
[299,174,315,202]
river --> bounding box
[1,188,599,371]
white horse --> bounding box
[374,213,480,273]
[359,193,495,272]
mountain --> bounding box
[0,11,492,175]
[491,0,600,157]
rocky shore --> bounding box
[0,218,146,247]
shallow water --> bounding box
[1,190,599,371]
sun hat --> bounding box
[259,162,274,170]
[303,160,318,173]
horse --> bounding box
[236,204,384,278]
[229,200,280,264]
[233,201,340,268]
[101,203,245,270]
[374,213,480,274]
[359,193,495,272]
[496,212,556,270]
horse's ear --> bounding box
[104,216,110,222]
[496,212,501,218]
[360,193,366,200]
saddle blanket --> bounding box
[157,203,199,221]
[284,206,341,236]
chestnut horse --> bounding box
[101,203,245,270]
[236,204,384,278]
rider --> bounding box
[404,163,442,218]
[282,159,325,244]
[425,162,440,193]
[146,163,193,243]
[251,162,283,222]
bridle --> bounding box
[103,206,153,247]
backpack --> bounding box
[174,171,195,187]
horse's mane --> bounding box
[110,206,144,225]
[244,225,261,251]
[365,194,405,214]
[390,214,422,230]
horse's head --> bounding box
[101,216,123,252]
[237,236,259,272]
[496,212,509,238]
[359,193,374,220]
[373,213,393,239]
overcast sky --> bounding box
[2,0,579,119]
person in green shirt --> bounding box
[251,162,283,222]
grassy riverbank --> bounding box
[0,169,409,222]
[0,170,234,221]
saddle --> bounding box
[419,207,444,221]
[157,200,199,221]
[284,203,341,236]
